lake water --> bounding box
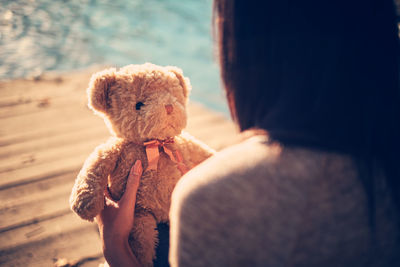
[0,0,229,115]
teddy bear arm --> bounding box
[189,141,215,165]
[179,134,216,167]
[70,143,121,221]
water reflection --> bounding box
[0,0,228,114]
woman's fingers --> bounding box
[119,160,143,209]
[104,185,112,199]
[103,184,118,208]
[95,160,143,265]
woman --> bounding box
[98,0,400,266]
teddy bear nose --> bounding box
[165,104,173,115]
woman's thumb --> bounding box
[120,160,143,207]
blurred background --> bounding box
[0,0,229,115]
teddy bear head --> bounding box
[87,63,191,142]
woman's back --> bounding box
[170,135,400,266]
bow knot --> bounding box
[143,138,188,174]
[143,137,174,147]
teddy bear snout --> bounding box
[165,104,173,115]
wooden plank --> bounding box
[0,155,81,189]
[1,104,93,137]
[0,124,107,158]
[0,70,93,98]
[0,93,86,119]
[0,136,105,172]
[0,116,105,147]
[186,103,237,150]
[0,211,95,252]
[0,223,104,267]
[0,171,74,203]
[0,179,73,229]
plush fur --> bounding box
[69,63,215,266]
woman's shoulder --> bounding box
[173,135,355,205]
[169,136,360,266]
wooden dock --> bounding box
[0,69,237,267]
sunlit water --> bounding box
[0,0,229,115]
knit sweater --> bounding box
[169,135,400,266]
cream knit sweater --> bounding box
[169,135,400,266]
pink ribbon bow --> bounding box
[143,138,188,174]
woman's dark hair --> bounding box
[213,0,400,218]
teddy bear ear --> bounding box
[167,66,192,98]
[87,68,116,114]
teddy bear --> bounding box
[69,63,215,266]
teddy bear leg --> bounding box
[129,212,158,267]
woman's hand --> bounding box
[95,160,143,267]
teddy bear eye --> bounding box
[135,102,144,110]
